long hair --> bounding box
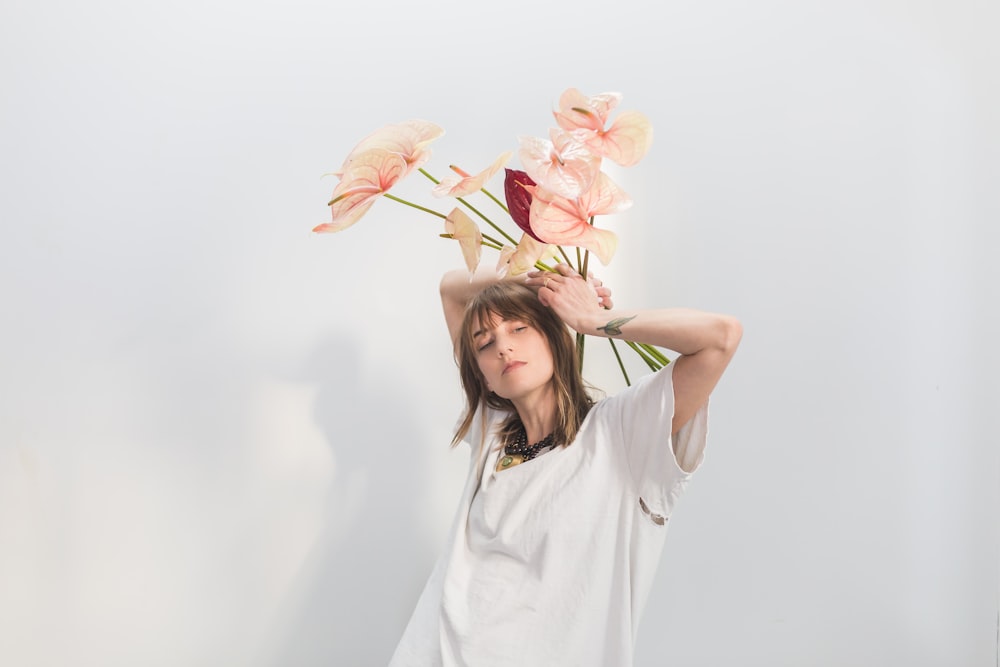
[452,282,594,448]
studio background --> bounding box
[1,1,997,665]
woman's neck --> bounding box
[512,386,557,444]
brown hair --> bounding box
[452,282,594,448]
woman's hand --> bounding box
[525,264,613,332]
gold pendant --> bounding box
[496,453,524,471]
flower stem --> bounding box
[481,233,505,248]
[638,343,670,366]
[624,340,662,372]
[418,168,519,246]
[581,217,594,277]
[557,246,573,267]
[608,338,630,386]
[383,193,447,218]
[480,187,510,214]
[458,197,519,245]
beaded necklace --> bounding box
[496,425,556,471]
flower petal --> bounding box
[444,207,482,274]
[497,233,554,277]
[517,130,600,200]
[553,88,622,135]
[528,186,619,265]
[333,119,444,178]
[583,110,653,167]
[503,168,542,241]
[314,149,407,233]
[576,171,633,217]
[432,151,512,198]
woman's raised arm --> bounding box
[441,265,614,354]
[527,264,742,435]
[440,266,512,352]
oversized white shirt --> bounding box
[389,363,709,667]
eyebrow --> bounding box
[471,316,504,339]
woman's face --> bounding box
[472,314,554,403]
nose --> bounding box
[496,335,513,357]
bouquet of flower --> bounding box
[313,88,669,385]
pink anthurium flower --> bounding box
[517,129,601,200]
[528,171,632,265]
[503,168,542,241]
[313,148,408,233]
[553,88,653,167]
[496,233,557,277]
[332,119,444,178]
[444,207,482,274]
[432,151,512,198]
[553,88,622,133]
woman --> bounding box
[389,263,742,667]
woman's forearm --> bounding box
[574,307,742,357]
[440,266,520,348]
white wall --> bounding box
[1,1,997,665]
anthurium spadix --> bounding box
[528,171,632,266]
[553,88,653,167]
[313,148,408,233]
[432,152,512,198]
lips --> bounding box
[502,361,525,375]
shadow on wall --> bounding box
[264,334,432,666]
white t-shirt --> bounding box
[389,362,709,667]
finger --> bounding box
[555,263,578,278]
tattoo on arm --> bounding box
[597,316,636,336]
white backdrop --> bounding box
[1,1,997,665]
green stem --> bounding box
[638,343,671,366]
[417,167,442,186]
[609,338,630,386]
[580,217,594,277]
[576,332,586,370]
[480,187,509,214]
[458,197,519,245]
[624,340,662,372]
[418,168,519,246]
[383,192,447,218]
[557,246,573,267]
[439,233,504,252]
[481,232,505,248]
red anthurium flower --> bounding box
[553,88,652,167]
[432,151,512,198]
[517,129,601,200]
[313,149,408,233]
[332,119,444,178]
[503,168,542,241]
[528,171,632,265]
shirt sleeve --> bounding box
[606,361,709,519]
